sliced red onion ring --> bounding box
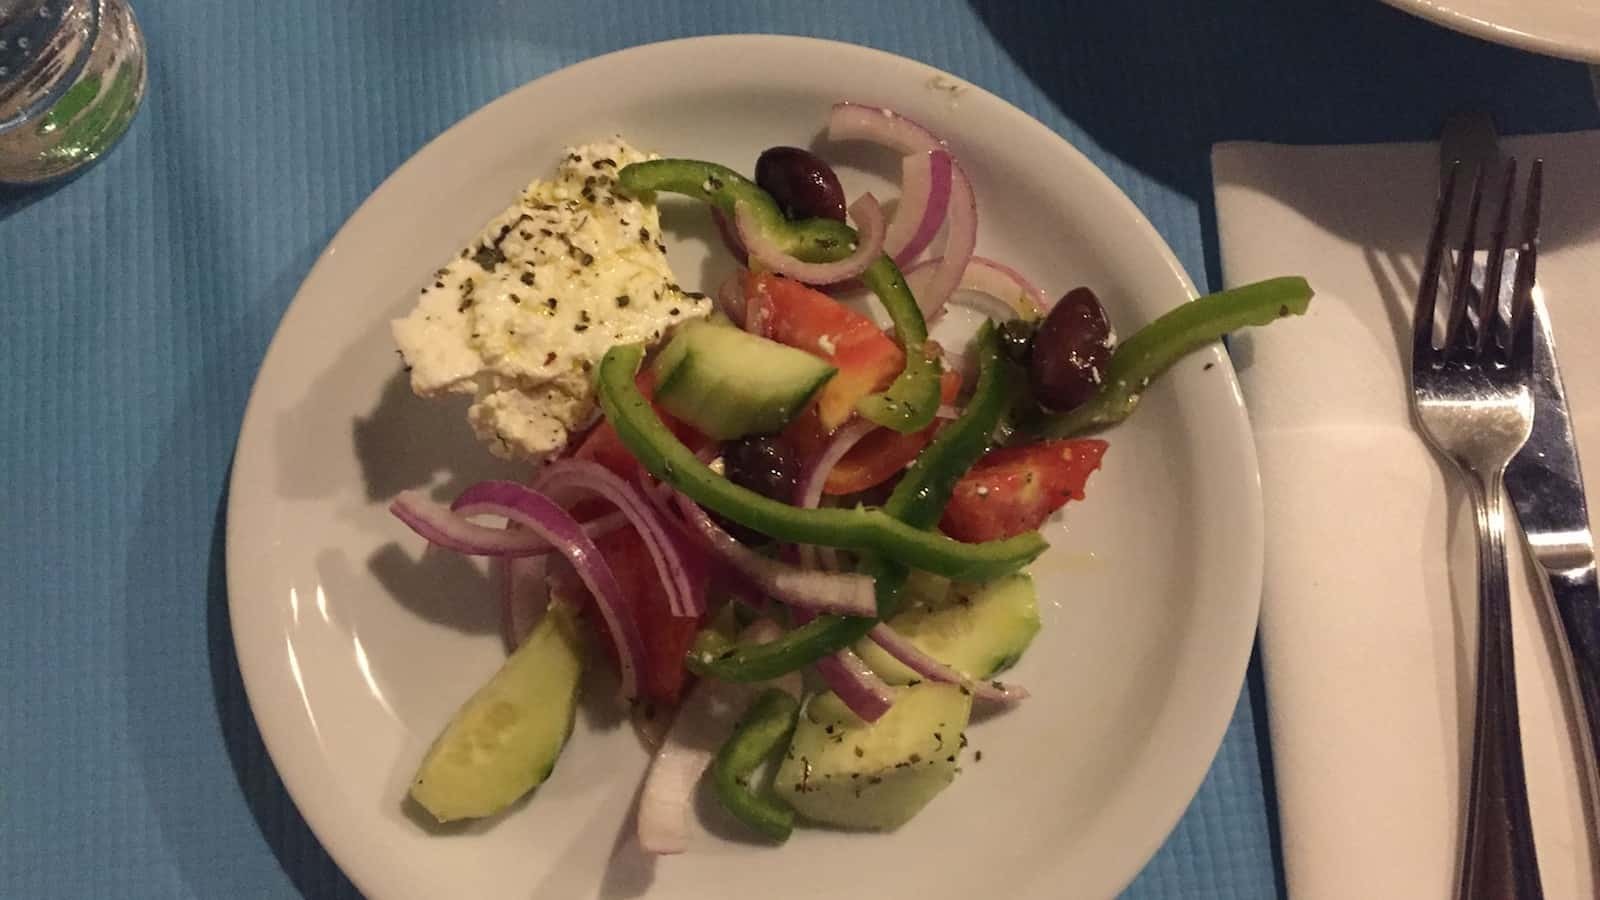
[868,623,1029,704]
[910,255,1050,322]
[884,150,952,266]
[795,418,878,512]
[814,645,895,723]
[794,419,876,571]
[526,460,705,619]
[497,552,549,652]
[824,104,978,317]
[672,493,876,617]
[935,404,963,420]
[633,467,679,521]
[710,208,748,266]
[390,490,626,556]
[449,480,645,699]
[913,160,977,318]
[828,101,945,156]
[735,192,886,286]
[631,701,675,752]
[637,620,800,855]
[783,607,895,723]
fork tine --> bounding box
[1506,158,1543,368]
[1473,158,1517,356]
[1415,162,1460,362]
[1442,165,1485,358]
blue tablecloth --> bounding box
[3,2,1596,897]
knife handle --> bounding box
[1538,562,1600,812]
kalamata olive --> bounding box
[997,318,1037,366]
[1029,287,1115,414]
[716,435,802,544]
[755,146,847,222]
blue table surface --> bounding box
[3,1,1596,897]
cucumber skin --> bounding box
[855,574,1041,684]
[651,321,836,440]
[775,683,974,830]
[409,602,584,823]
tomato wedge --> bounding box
[593,530,701,704]
[820,369,961,495]
[939,439,1108,543]
[568,372,706,704]
[574,369,708,483]
[745,271,904,431]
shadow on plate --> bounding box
[365,542,500,636]
[274,309,524,505]
[351,370,525,504]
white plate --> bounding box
[227,36,1263,900]
[1382,0,1600,63]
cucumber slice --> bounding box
[774,683,973,830]
[409,601,584,823]
[652,320,836,440]
[854,574,1041,683]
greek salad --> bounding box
[387,101,1313,849]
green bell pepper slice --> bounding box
[854,256,942,434]
[684,324,1016,682]
[1033,276,1314,438]
[711,688,801,842]
[619,159,853,263]
[618,158,941,433]
[597,343,1043,581]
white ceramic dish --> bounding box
[1382,0,1600,63]
[226,35,1264,900]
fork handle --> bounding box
[1460,472,1545,900]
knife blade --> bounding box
[1441,112,1600,818]
[1505,267,1600,789]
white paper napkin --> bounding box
[1213,132,1600,899]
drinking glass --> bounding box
[0,0,145,184]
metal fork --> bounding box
[1412,159,1545,900]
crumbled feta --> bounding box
[392,138,711,462]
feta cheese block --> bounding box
[391,137,711,462]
